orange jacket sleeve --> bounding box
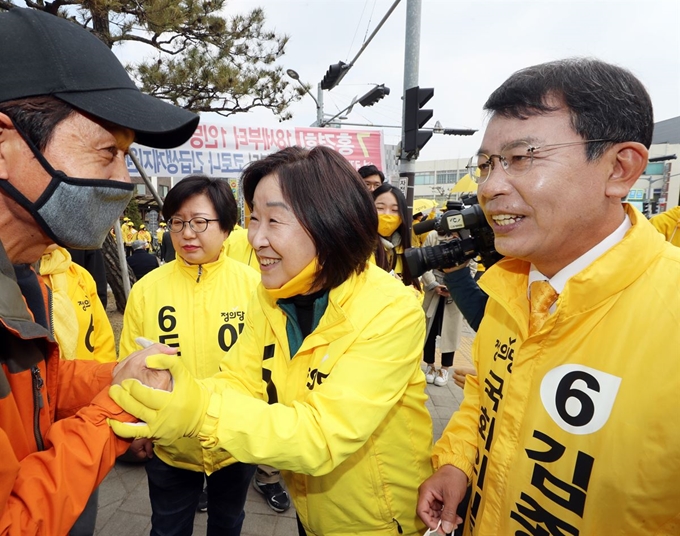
[54,359,117,419]
[0,389,135,536]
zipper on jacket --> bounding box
[196,264,203,283]
[31,365,45,451]
[392,518,403,534]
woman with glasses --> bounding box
[119,176,260,536]
[111,146,434,536]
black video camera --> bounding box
[404,197,501,278]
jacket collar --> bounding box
[0,239,53,370]
[258,269,368,356]
[175,246,228,282]
[480,204,669,323]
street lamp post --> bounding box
[286,68,324,127]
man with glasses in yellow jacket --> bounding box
[417,58,680,536]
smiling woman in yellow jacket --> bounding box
[111,147,433,536]
[119,176,260,536]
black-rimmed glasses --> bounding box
[467,139,614,184]
[167,217,219,233]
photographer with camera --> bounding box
[406,197,496,335]
[417,58,680,536]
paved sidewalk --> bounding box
[95,324,475,536]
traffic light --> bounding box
[403,86,434,157]
[359,84,390,107]
[320,61,349,90]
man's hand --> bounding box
[434,284,450,298]
[452,365,476,390]
[442,260,470,274]
[417,465,468,534]
[112,342,176,391]
[108,354,210,445]
[127,438,154,461]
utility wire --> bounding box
[346,0,370,62]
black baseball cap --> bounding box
[0,8,199,149]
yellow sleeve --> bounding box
[199,292,425,477]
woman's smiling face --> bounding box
[247,174,317,289]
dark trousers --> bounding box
[423,296,455,367]
[145,455,256,536]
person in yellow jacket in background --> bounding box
[39,245,118,536]
[223,224,258,269]
[40,245,117,364]
[122,219,137,256]
[372,182,421,293]
[119,176,260,536]
[109,146,434,536]
[135,224,152,251]
[155,221,166,250]
[417,58,680,536]
[649,204,680,247]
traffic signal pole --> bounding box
[399,0,423,222]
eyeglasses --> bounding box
[467,139,613,184]
[167,217,219,233]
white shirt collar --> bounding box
[528,214,632,309]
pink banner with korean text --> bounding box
[127,124,385,178]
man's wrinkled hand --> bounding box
[417,465,467,534]
[108,354,210,445]
[112,342,176,390]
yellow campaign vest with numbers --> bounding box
[120,248,260,472]
[433,205,680,535]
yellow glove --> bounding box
[108,354,210,445]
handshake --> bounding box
[109,338,210,444]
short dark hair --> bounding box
[484,57,654,160]
[372,182,420,289]
[0,96,75,151]
[357,164,385,183]
[162,175,237,233]
[242,146,378,290]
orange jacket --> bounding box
[0,243,134,536]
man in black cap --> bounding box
[0,8,197,535]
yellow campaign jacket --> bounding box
[198,263,433,536]
[39,247,117,363]
[156,229,165,244]
[121,223,136,244]
[120,249,260,472]
[223,224,259,271]
[135,229,152,248]
[650,205,680,247]
[433,205,680,535]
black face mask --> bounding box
[0,124,134,249]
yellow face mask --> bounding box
[378,214,401,237]
[264,258,320,300]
